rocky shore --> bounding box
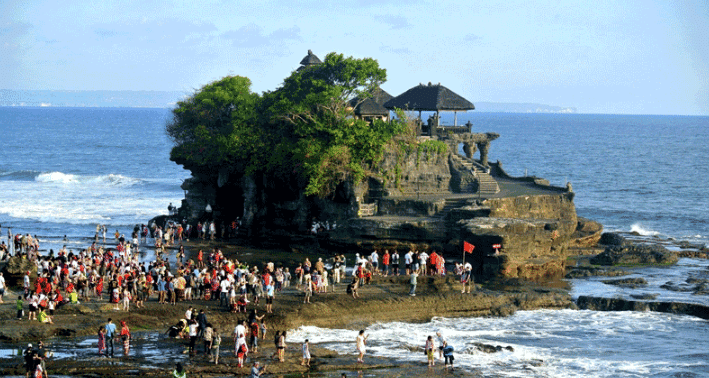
[1,231,707,377]
[0,262,573,377]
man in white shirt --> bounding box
[220,278,230,308]
[370,250,379,274]
[404,251,413,275]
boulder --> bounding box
[590,244,678,266]
[1,256,37,288]
[599,232,627,246]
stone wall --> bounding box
[371,147,452,196]
[483,193,577,222]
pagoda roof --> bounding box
[384,83,474,111]
[349,87,393,116]
[299,49,322,66]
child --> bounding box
[425,335,434,367]
[122,289,131,311]
[260,320,267,340]
[301,339,311,367]
[16,296,23,320]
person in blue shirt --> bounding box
[104,318,116,357]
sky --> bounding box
[1,0,708,115]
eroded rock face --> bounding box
[458,217,576,281]
[1,256,36,288]
[591,244,678,266]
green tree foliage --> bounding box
[166,76,261,169]
[167,53,408,197]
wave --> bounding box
[629,223,661,237]
[35,172,142,187]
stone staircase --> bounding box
[450,154,500,195]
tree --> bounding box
[166,76,261,169]
[262,53,405,196]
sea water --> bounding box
[1,107,708,376]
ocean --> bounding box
[0,107,707,376]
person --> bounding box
[425,335,435,367]
[461,262,473,293]
[17,295,24,320]
[210,328,221,364]
[356,330,368,363]
[250,361,266,377]
[277,331,287,362]
[105,318,116,357]
[266,281,274,313]
[442,341,454,369]
[203,323,213,355]
[249,319,260,353]
[436,332,446,359]
[98,326,107,356]
[409,270,418,296]
[172,362,186,378]
[270,331,280,359]
[36,341,48,378]
[37,308,53,324]
[120,320,131,355]
[348,277,359,299]
[188,319,198,355]
[301,339,311,367]
[23,343,36,378]
[0,272,5,303]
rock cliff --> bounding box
[173,130,592,282]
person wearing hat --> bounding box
[250,361,266,377]
[23,343,36,378]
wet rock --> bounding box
[599,233,628,246]
[591,244,678,266]
[660,282,695,292]
[576,296,709,320]
[472,342,514,353]
[565,267,629,278]
[630,293,659,300]
[601,278,648,288]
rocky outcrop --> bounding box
[1,256,36,288]
[601,277,648,288]
[570,217,603,248]
[457,217,576,281]
[590,244,678,266]
[599,232,628,246]
[576,296,709,320]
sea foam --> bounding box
[35,171,141,187]
[630,223,660,236]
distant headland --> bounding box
[0,90,575,113]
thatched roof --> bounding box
[349,88,393,116]
[299,50,322,66]
[384,83,475,111]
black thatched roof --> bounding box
[349,88,393,116]
[383,83,475,111]
[299,49,322,66]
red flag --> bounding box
[463,241,475,254]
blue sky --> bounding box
[2,0,707,115]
